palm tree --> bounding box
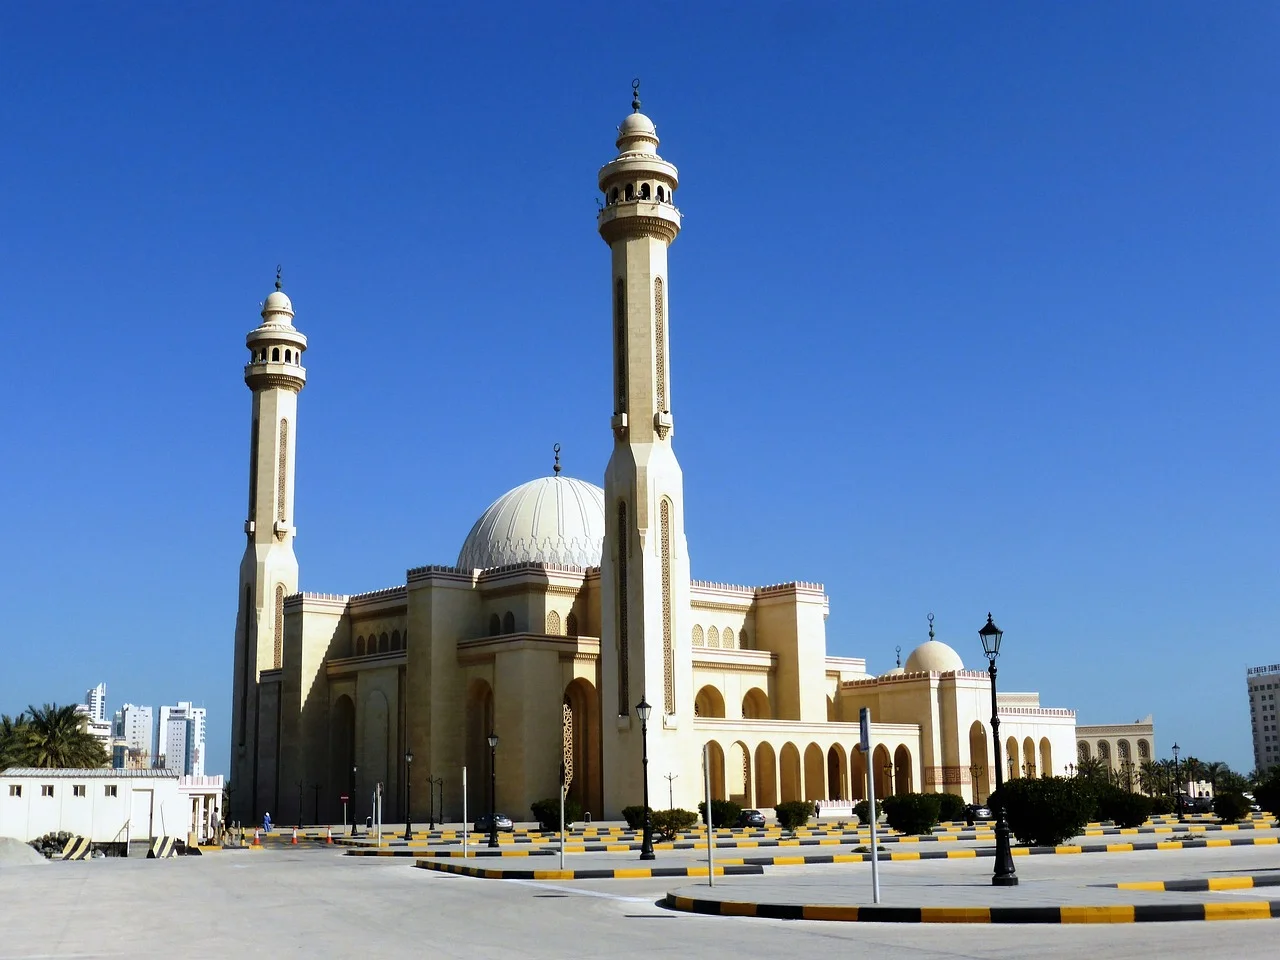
[1138,759,1162,796]
[1182,756,1204,793]
[0,713,32,768]
[1204,761,1229,793]
[1075,756,1107,781]
[20,703,109,769]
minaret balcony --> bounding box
[244,362,307,391]
[597,200,681,245]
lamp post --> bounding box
[980,613,1018,887]
[883,762,894,797]
[636,697,655,860]
[1172,742,1183,822]
[350,765,358,836]
[969,763,985,803]
[664,772,678,811]
[1066,763,1076,778]
[427,776,443,831]
[487,733,499,848]
[403,750,414,841]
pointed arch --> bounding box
[707,626,720,649]
[827,744,848,801]
[546,610,562,636]
[729,741,752,807]
[329,695,355,824]
[893,744,913,795]
[565,611,579,638]
[850,745,867,801]
[742,688,770,719]
[692,624,704,647]
[780,743,802,803]
[465,680,495,814]
[969,721,991,803]
[563,677,601,817]
[355,636,365,656]
[1040,738,1053,779]
[1006,737,1020,778]
[721,626,735,649]
[803,743,825,801]
[502,611,515,634]
[378,632,389,653]
[1023,737,1036,777]
[1078,740,1091,761]
[391,630,402,652]
[694,685,725,718]
[872,744,892,798]
[706,740,726,801]
[488,613,501,637]
[755,742,777,807]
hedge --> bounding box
[621,805,650,830]
[697,799,741,828]
[881,793,941,836]
[774,800,814,831]
[530,797,583,831]
[936,792,966,823]
[988,776,1092,847]
[1092,785,1152,829]
[1255,771,1280,820]
[853,800,871,825]
[1213,792,1250,824]
[651,808,699,841]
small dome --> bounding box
[904,640,964,674]
[261,289,294,323]
[881,667,906,678]
[616,111,659,155]
[458,476,605,570]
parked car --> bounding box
[736,809,766,829]
[963,803,993,825]
[473,813,514,832]
[1187,795,1213,814]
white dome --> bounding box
[457,476,605,570]
[261,289,294,323]
[904,640,964,674]
[880,667,906,678]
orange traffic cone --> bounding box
[291,826,298,844]
[326,826,333,844]
[252,828,261,846]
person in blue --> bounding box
[262,811,272,833]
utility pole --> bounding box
[664,772,678,811]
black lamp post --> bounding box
[969,763,985,803]
[1172,742,1183,822]
[980,613,1018,887]
[636,697,655,860]
[350,764,358,836]
[883,763,894,797]
[487,732,500,848]
[427,776,443,831]
[403,750,414,841]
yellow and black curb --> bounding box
[60,836,92,861]
[147,836,181,858]
[1110,874,1280,893]
[414,859,764,881]
[663,893,1280,924]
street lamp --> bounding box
[403,750,414,841]
[1172,742,1183,822]
[350,765,358,836]
[980,613,1018,887]
[487,732,500,848]
[883,762,894,797]
[969,763,985,803]
[427,776,444,831]
[636,697,655,860]
[1066,763,1076,778]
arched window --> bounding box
[284,349,292,363]
[609,187,618,204]
[624,183,634,201]
[272,347,280,361]
[259,349,267,361]
[1137,739,1150,759]
[546,610,561,635]
[402,631,408,649]
[356,636,365,656]
[722,627,735,649]
[707,626,720,649]
[739,629,749,649]
[692,625,704,647]
[657,186,665,202]
[489,613,501,636]
[378,632,389,653]
[502,611,515,634]
[639,182,651,200]
[565,611,579,637]
[391,630,402,651]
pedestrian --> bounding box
[263,811,273,833]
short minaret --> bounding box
[229,269,307,821]
[597,84,696,814]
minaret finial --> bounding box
[631,78,641,113]
[275,264,283,291]
[553,442,562,475]
[895,644,902,668]
[928,612,935,641]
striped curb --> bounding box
[1110,875,1280,893]
[413,859,764,881]
[60,837,92,861]
[662,892,1280,923]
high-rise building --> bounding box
[84,683,107,723]
[1247,663,1280,775]
[159,702,207,777]
[110,703,154,768]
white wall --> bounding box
[0,775,189,842]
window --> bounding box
[72,784,86,798]
[8,785,19,797]
[272,347,280,361]
[104,785,118,798]
[41,785,54,798]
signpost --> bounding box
[860,707,880,904]
[703,742,715,887]
[340,794,349,833]
[462,766,468,860]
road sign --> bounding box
[859,707,871,752]
[339,795,349,802]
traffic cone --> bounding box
[291,826,298,845]
[252,828,261,846]
[326,826,333,844]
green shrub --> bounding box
[529,797,583,831]
[1148,794,1174,815]
[936,793,966,823]
[651,808,699,841]
[774,800,814,831]
[1213,792,1250,824]
[696,799,742,828]
[621,805,650,830]
[1254,771,1280,820]
[1091,785,1151,828]
[881,793,942,836]
[989,776,1092,847]
[853,800,871,825]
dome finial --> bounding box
[631,77,641,113]
[275,264,283,291]
[895,644,902,668]
[553,442,562,475]
[928,612,935,641]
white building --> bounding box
[0,768,223,844]
[111,703,154,768]
[84,683,107,724]
[74,703,112,752]
[1247,662,1280,775]
[159,702,207,777]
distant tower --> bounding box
[230,270,306,820]
[596,83,695,813]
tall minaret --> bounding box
[597,85,697,814]
[229,270,307,822]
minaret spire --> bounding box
[631,77,642,113]
[553,442,562,475]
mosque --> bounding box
[228,89,1076,826]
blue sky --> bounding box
[1,3,1276,778]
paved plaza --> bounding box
[2,832,1279,959]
